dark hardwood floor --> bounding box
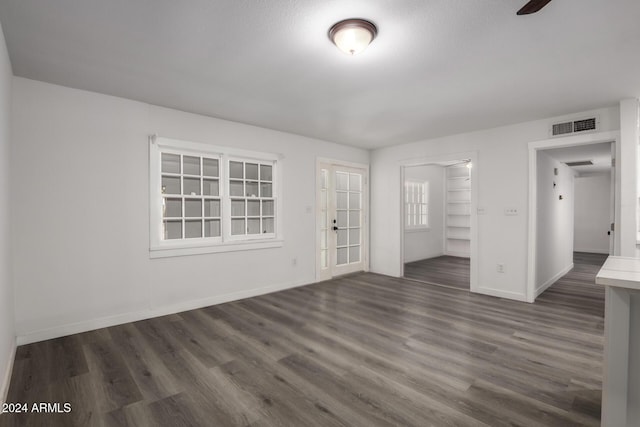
[1,253,606,426]
[404,255,470,290]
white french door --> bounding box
[317,162,368,280]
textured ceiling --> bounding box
[0,0,639,148]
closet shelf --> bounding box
[446,165,471,258]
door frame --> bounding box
[315,158,370,282]
[609,142,616,255]
[526,130,621,303]
[398,151,479,293]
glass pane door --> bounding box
[330,166,365,276]
[334,170,362,266]
[317,163,366,280]
[320,169,329,270]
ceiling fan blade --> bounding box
[517,0,553,15]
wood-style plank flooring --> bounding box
[404,255,470,290]
[536,252,608,318]
[1,253,606,426]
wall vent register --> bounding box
[564,160,594,167]
[551,117,598,136]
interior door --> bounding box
[317,163,367,280]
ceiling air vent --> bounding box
[565,160,593,167]
[551,117,598,137]
[552,122,573,136]
[574,117,597,133]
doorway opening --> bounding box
[316,160,369,282]
[401,159,474,291]
[534,142,614,299]
[527,131,620,302]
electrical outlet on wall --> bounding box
[497,263,505,273]
[504,208,518,216]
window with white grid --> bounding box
[405,180,428,229]
[160,153,222,241]
[150,137,281,257]
[229,160,275,238]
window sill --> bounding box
[150,239,284,259]
[405,227,431,233]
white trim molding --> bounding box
[476,287,529,302]
[527,130,620,303]
[150,239,284,259]
[17,279,311,346]
[535,263,574,299]
[399,151,479,294]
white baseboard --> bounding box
[535,263,574,299]
[475,287,528,302]
[444,251,470,258]
[574,248,609,255]
[17,279,311,345]
[404,252,445,263]
[1,337,16,406]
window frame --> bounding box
[158,148,223,243]
[149,136,283,258]
[404,179,429,231]
[226,157,277,242]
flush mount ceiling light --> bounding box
[328,19,378,55]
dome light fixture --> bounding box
[328,18,378,56]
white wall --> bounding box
[371,106,620,301]
[574,173,612,254]
[403,165,444,263]
[11,77,369,343]
[0,22,15,404]
[618,98,640,425]
[535,151,575,294]
[619,99,639,257]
